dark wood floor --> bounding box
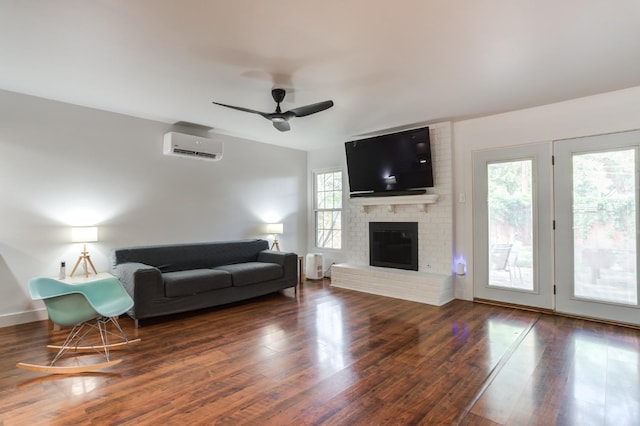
[1,279,639,425]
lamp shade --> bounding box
[266,223,283,235]
[71,226,98,243]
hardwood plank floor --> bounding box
[1,279,639,425]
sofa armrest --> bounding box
[258,250,298,284]
[110,262,164,307]
[257,250,289,266]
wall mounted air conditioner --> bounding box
[163,132,223,161]
[306,253,324,280]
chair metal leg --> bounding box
[97,317,110,361]
[50,323,86,365]
[16,316,141,374]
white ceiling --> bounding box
[2,1,640,151]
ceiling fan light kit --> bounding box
[212,88,333,132]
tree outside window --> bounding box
[315,171,342,249]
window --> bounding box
[315,170,342,249]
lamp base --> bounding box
[270,238,280,251]
[70,251,98,278]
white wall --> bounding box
[453,85,640,300]
[0,90,308,326]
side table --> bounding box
[58,271,114,284]
[298,255,305,285]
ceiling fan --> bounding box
[212,88,334,132]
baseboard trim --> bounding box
[474,298,640,330]
[0,309,48,328]
[473,298,554,314]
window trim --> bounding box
[313,169,344,251]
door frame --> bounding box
[554,130,640,325]
[472,143,554,310]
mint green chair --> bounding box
[27,276,134,325]
[16,276,139,374]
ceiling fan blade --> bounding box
[288,100,334,118]
[272,120,291,132]
[212,101,269,117]
[213,90,333,132]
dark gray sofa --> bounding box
[109,239,297,326]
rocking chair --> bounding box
[16,276,140,374]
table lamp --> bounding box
[266,223,283,251]
[70,226,98,277]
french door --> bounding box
[554,130,640,325]
[473,143,554,310]
[473,130,640,326]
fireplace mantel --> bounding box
[349,194,439,213]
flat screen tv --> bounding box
[344,127,433,197]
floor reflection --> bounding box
[451,322,468,344]
[71,375,98,396]
[259,324,286,347]
[469,316,640,425]
[315,301,348,373]
[469,318,538,424]
[566,332,640,425]
[487,318,532,365]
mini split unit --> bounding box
[163,132,223,161]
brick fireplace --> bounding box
[331,122,454,306]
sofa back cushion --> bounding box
[110,239,269,273]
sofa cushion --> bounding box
[163,269,232,297]
[110,239,270,273]
[214,262,283,287]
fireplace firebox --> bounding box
[369,222,418,271]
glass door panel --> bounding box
[554,130,640,326]
[487,160,534,291]
[572,150,637,305]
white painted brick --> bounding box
[343,121,454,281]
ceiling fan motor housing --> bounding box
[272,88,286,104]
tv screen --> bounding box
[344,127,433,197]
